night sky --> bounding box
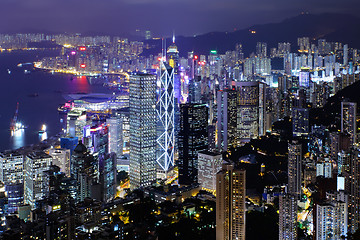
[0,0,359,37]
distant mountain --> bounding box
[142,13,360,57]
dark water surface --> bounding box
[0,49,109,151]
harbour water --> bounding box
[0,49,110,151]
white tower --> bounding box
[156,61,175,173]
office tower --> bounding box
[316,201,348,239]
[0,151,23,185]
[24,151,52,209]
[234,81,265,143]
[341,102,357,145]
[0,152,23,214]
[47,148,71,177]
[114,108,130,155]
[178,103,208,185]
[279,194,297,240]
[99,153,116,203]
[197,151,222,194]
[208,124,216,152]
[0,182,7,233]
[167,38,179,74]
[71,141,97,203]
[129,74,157,189]
[217,89,237,151]
[216,162,246,240]
[292,108,309,136]
[344,44,349,66]
[66,108,87,138]
[156,62,175,173]
[348,147,360,233]
[288,141,302,197]
[106,117,123,157]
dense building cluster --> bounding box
[1,31,360,240]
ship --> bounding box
[10,103,26,132]
[39,124,47,134]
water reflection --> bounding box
[39,132,47,142]
[10,129,25,149]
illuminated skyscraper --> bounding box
[47,148,71,177]
[279,194,297,240]
[129,74,157,189]
[107,117,123,158]
[348,147,360,233]
[341,101,357,145]
[156,62,175,173]
[288,140,302,197]
[167,37,179,74]
[197,151,222,194]
[24,151,52,209]
[178,103,208,185]
[234,81,265,143]
[0,151,24,213]
[217,89,237,151]
[216,162,246,240]
[70,141,97,203]
[316,201,348,239]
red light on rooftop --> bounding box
[194,55,198,60]
[80,64,86,68]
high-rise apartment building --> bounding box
[288,141,302,197]
[316,201,348,239]
[178,103,208,185]
[348,147,360,233]
[292,108,309,136]
[279,194,297,240]
[341,101,357,145]
[129,74,157,189]
[216,162,246,240]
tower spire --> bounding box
[172,30,175,44]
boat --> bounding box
[39,124,47,134]
[28,93,39,97]
[7,69,11,74]
[24,70,31,74]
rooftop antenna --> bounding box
[172,30,175,44]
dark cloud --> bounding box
[0,0,359,37]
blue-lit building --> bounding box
[60,137,79,155]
